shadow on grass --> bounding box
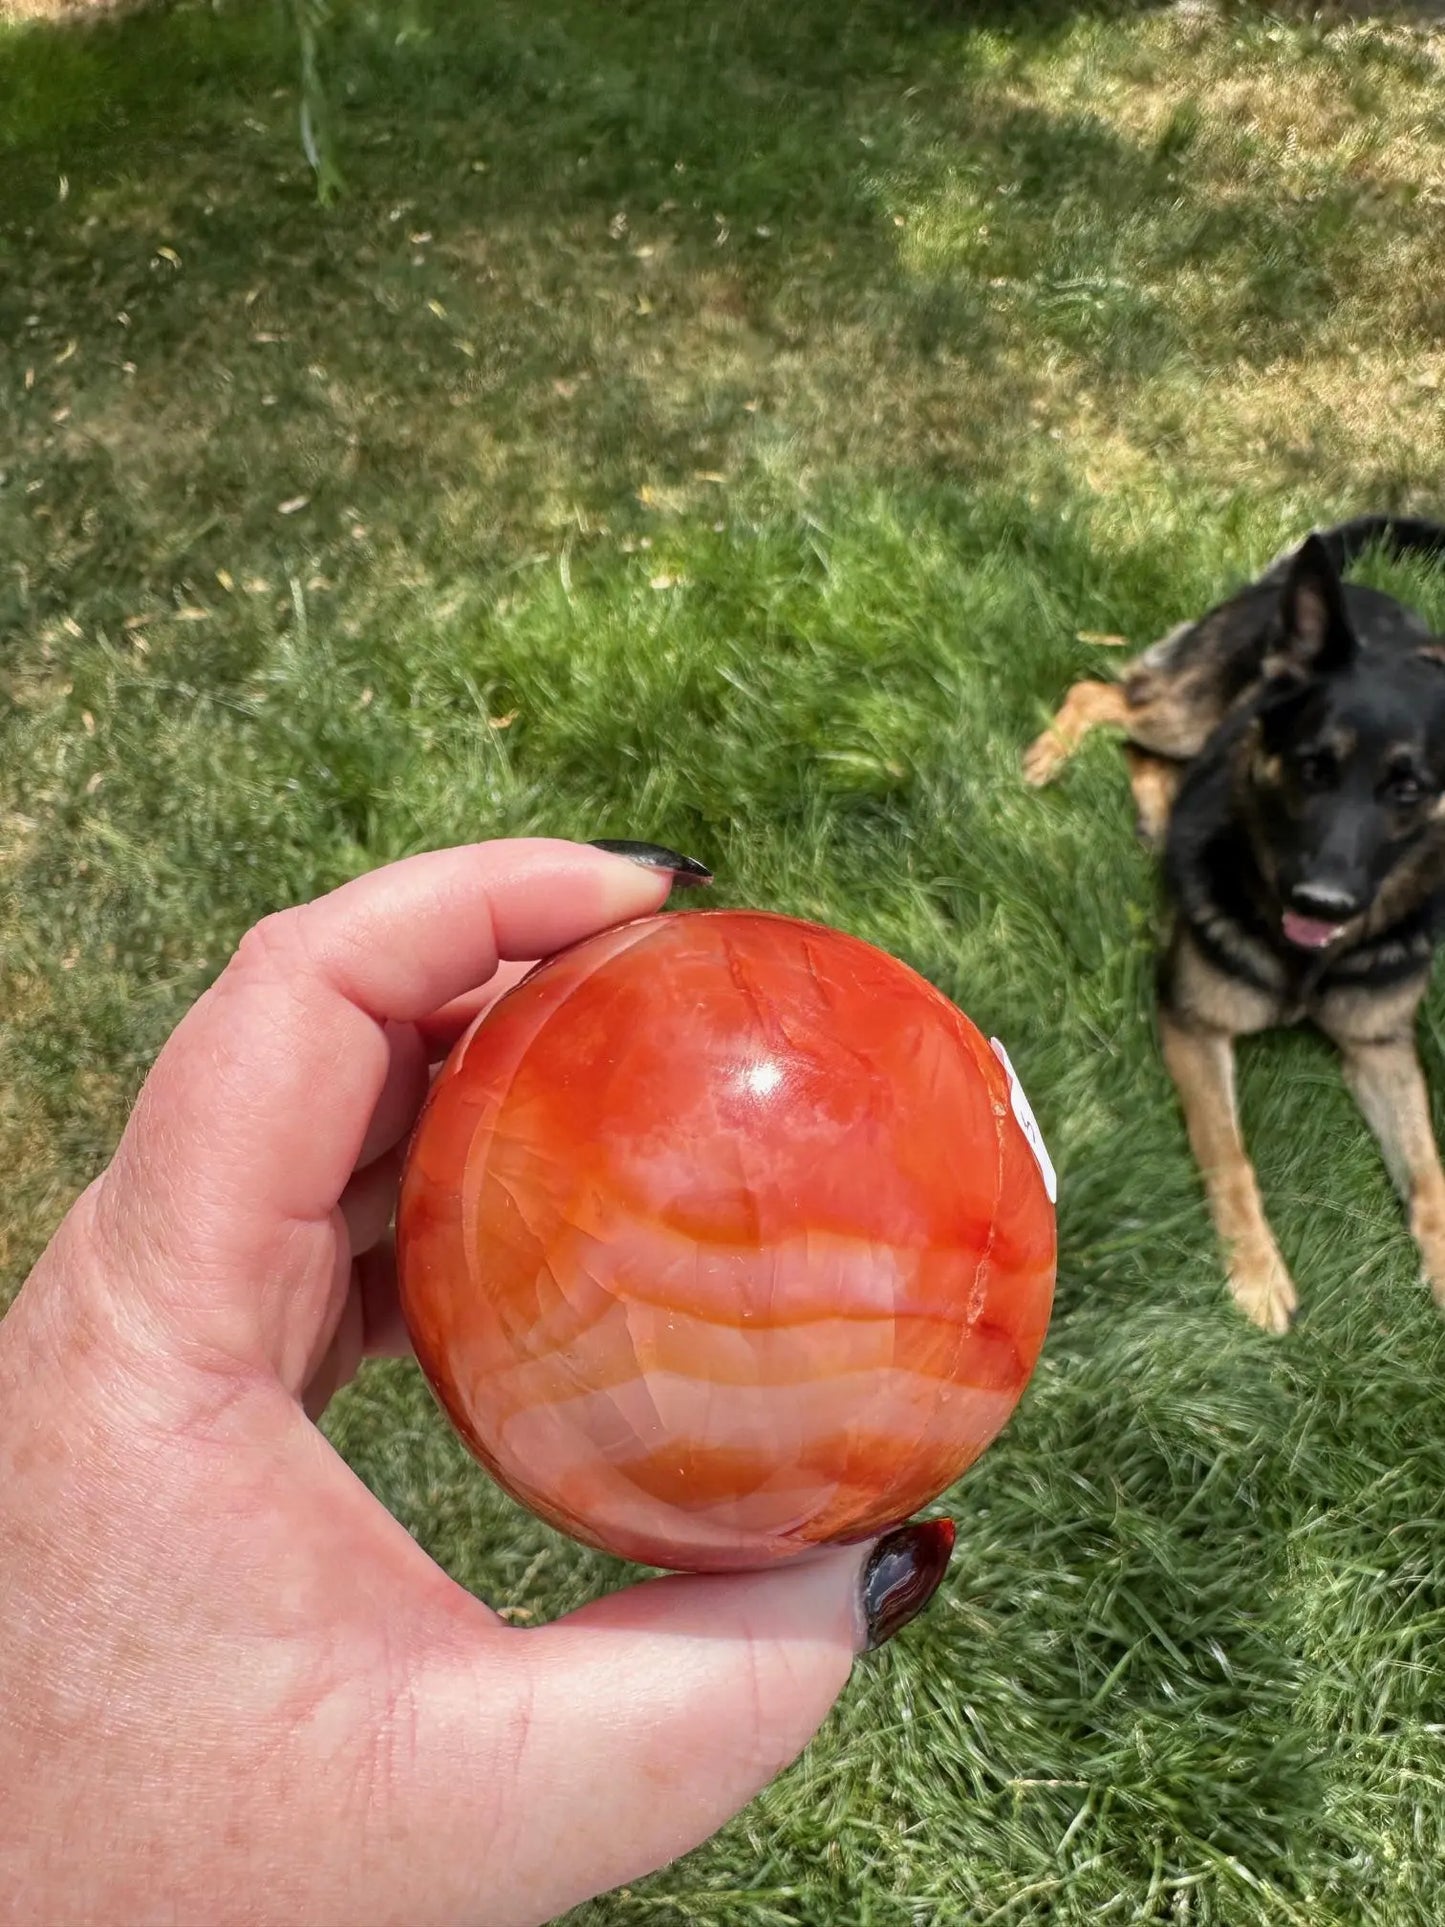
[5,0,1432,660]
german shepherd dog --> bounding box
[1024,516,1445,1332]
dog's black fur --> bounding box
[1161,525,1445,1013]
[1026,516,1445,1329]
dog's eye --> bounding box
[1295,753,1334,789]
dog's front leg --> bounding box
[1159,1011,1299,1333]
[1022,680,1132,786]
[1123,749,1183,851]
[1336,1035,1445,1310]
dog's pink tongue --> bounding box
[1282,910,1344,950]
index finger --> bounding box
[416,959,542,1060]
[90,839,701,1375]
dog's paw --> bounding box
[1133,808,1168,854]
[1021,730,1066,788]
[1407,1199,1445,1311]
[1414,1239,1445,1313]
[1229,1244,1299,1335]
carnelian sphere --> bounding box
[396,909,1056,1573]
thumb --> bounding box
[407,1520,955,1927]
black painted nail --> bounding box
[590,839,714,886]
[861,1519,956,1652]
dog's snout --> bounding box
[1290,880,1363,921]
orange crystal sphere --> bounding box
[396,909,1057,1573]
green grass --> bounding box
[6,0,1445,1919]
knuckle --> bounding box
[484,1660,539,1824]
[231,906,315,982]
[411,1645,537,1868]
[730,1628,801,1782]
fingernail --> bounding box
[861,1519,956,1652]
[589,839,713,886]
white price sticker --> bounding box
[989,1038,1058,1205]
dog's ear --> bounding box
[1266,533,1358,678]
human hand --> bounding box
[0,838,955,1926]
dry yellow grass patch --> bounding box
[1088,13,1445,182]
[1003,345,1445,527]
[0,0,138,20]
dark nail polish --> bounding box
[861,1519,956,1652]
[590,839,713,886]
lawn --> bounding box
[5,0,1445,1919]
